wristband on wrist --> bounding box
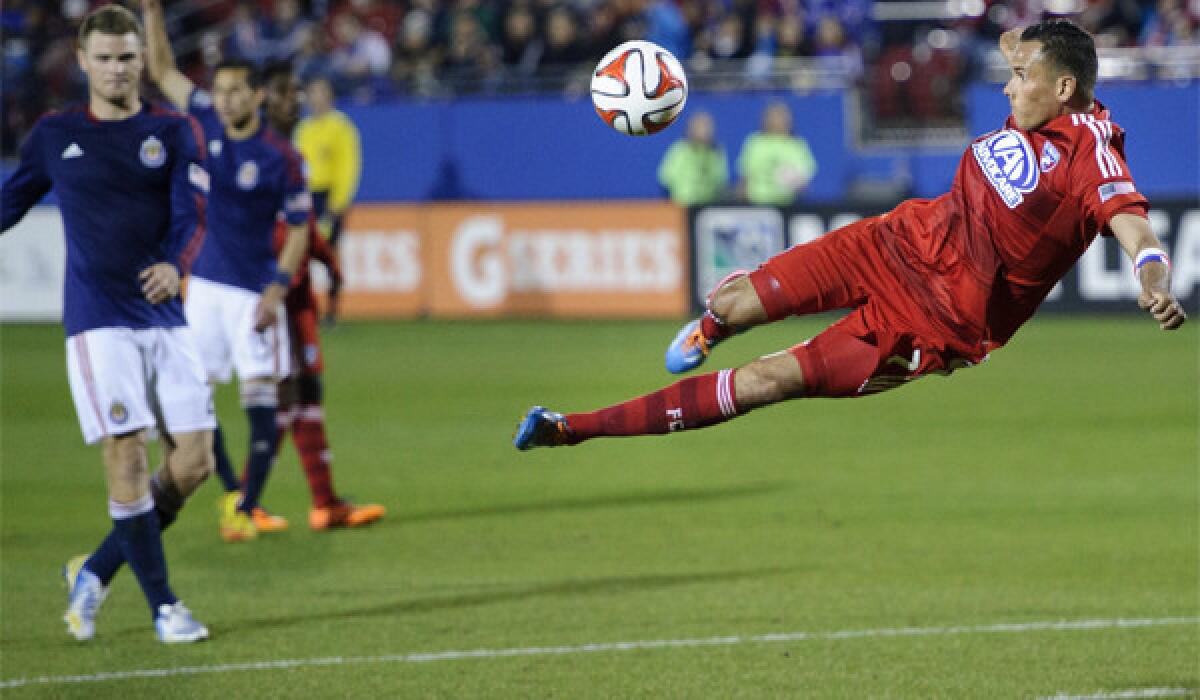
[271,266,293,287]
[1135,247,1170,273]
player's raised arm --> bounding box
[1111,213,1186,330]
[139,0,193,110]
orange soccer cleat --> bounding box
[251,507,289,533]
[309,501,386,531]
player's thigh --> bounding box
[184,277,234,383]
[787,315,885,398]
[752,217,882,319]
[789,311,975,398]
[230,291,290,383]
[142,326,217,439]
[65,328,157,444]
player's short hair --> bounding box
[214,58,262,88]
[78,4,144,48]
[261,61,295,87]
[1021,19,1097,102]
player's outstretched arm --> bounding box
[139,0,193,110]
[1111,213,1186,330]
[1,125,52,233]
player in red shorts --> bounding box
[514,20,1185,450]
[242,62,385,530]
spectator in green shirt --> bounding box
[736,101,817,206]
[657,111,730,206]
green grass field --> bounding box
[1,317,1196,698]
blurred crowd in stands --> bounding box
[3,0,1198,154]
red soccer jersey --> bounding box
[876,102,1148,357]
[273,216,344,312]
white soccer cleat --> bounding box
[63,555,108,641]
[155,601,209,643]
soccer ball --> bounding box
[590,40,688,137]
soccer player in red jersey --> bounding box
[260,63,386,530]
[514,20,1186,450]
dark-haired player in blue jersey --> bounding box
[141,0,310,543]
[1,4,212,643]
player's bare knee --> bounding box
[277,376,299,412]
[734,353,805,408]
[103,431,150,502]
[167,431,215,495]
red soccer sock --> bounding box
[292,403,339,508]
[565,370,738,443]
[699,310,734,344]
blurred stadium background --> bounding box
[1,0,1197,696]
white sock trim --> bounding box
[109,493,155,519]
[717,369,738,417]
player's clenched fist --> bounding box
[1138,290,1186,330]
[999,27,1023,61]
[139,263,180,304]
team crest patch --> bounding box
[971,129,1039,209]
[109,401,129,425]
[1040,142,1061,172]
[209,139,223,157]
[139,136,166,168]
[237,160,259,190]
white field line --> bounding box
[1040,689,1197,699]
[1,616,1196,690]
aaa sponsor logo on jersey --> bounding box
[237,160,259,190]
[972,130,1039,209]
[1040,142,1061,172]
[140,136,166,168]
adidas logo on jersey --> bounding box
[61,143,84,160]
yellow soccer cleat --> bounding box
[251,507,289,533]
[309,501,386,531]
[218,493,258,542]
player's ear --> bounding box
[1055,73,1076,105]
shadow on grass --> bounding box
[389,481,791,525]
[223,564,801,634]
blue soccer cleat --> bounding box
[155,601,209,643]
[665,319,712,374]
[63,555,108,641]
[514,406,570,450]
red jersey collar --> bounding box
[1007,101,1111,133]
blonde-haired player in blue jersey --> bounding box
[1,4,212,643]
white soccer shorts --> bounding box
[184,276,291,384]
[66,326,216,444]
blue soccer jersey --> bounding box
[1,103,209,336]
[186,89,311,293]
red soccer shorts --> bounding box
[747,216,980,397]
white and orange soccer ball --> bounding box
[590,40,688,136]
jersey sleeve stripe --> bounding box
[1083,119,1112,178]
[1099,120,1123,176]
